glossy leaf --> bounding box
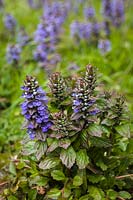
[90,136,112,148]
[63,187,71,198]
[34,141,47,160]
[96,160,108,171]
[79,194,90,200]
[9,162,16,176]
[59,138,71,149]
[119,191,132,199]
[88,174,105,183]
[73,175,83,186]
[115,124,130,138]
[107,189,118,200]
[60,146,76,169]
[47,188,61,199]
[76,149,89,169]
[51,170,65,181]
[39,157,60,170]
[29,176,48,187]
[88,186,105,200]
[87,124,102,137]
[47,139,59,152]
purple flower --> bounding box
[102,0,112,19]
[70,21,92,41]
[84,7,95,19]
[27,0,45,9]
[72,78,98,120]
[17,28,29,47]
[92,22,101,37]
[98,39,111,54]
[68,63,79,71]
[89,109,100,115]
[34,44,48,62]
[0,0,4,9]
[102,21,110,36]
[79,23,92,39]
[71,66,99,122]
[21,76,51,140]
[6,44,21,64]
[4,14,16,31]
[102,0,125,27]
[43,2,67,26]
[34,23,49,43]
[111,0,125,26]
[70,21,79,38]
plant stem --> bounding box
[115,174,133,179]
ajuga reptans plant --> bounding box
[3,65,132,200]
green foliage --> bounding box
[1,66,132,200]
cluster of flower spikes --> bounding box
[102,0,125,27]
[34,1,68,68]
[21,75,51,140]
[71,1,125,54]
[49,72,67,104]
[72,65,100,123]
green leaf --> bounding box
[88,186,104,200]
[73,175,83,186]
[107,189,118,200]
[115,124,130,138]
[22,141,36,155]
[60,146,76,169]
[88,174,105,183]
[127,138,133,153]
[8,196,18,200]
[76,149,89,169]
[9,162,16,176]
[90,136,112,148]
[101,118,113,126]
[17,161,25,169]
[59,138,71,149]
[47,139,59,152]
[47,188,61,199]
[28,189,37,200]
[119,191,132,199]
[63,187,71,198]
[79,194,90,200]
[29,176,48,187]
[34,141,47,160]
[117,138,129,151]
[96,160,108,171]
[87,124,102,137]
[39,157,60,170]
[51,170,65,181]
[80,131,89,146]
